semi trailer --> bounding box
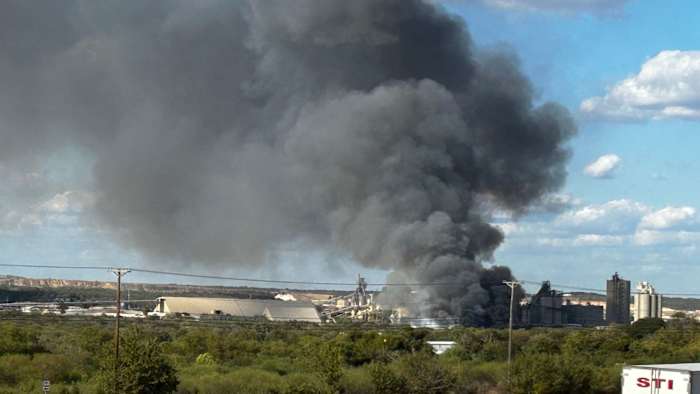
[622,364,700,394]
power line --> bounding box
[518,279,606,293]
[129,267,444,287]
[0,263,110,271]
[0,263,463,287]
[4,262,700,296]
[0,299,155,307]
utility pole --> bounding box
[503,280,520,386]
[112,268,130,394]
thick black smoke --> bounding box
[0,0,575,323]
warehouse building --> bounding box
[523,282,605,327]
[562,301,605,326]
[521,281,563,326]
[153,296,321,323]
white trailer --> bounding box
[622,364,700,394]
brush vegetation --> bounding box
[0,315,695,393]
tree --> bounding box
[511,353,593,394]
[395,352,456,394]
[301,341,344,392]
[369,362,406,394]
[98,327,178,394]
[627,318,666,339]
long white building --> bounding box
[153,296,321,323]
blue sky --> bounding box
[2,0,700,294]
[449,0,700,293]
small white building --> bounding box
[427,341,456,355]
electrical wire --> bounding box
[0,263,461,287]
[3,262,700,296]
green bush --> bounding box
[97,327,178,394]
[0,323,44,355]
[369,362,406,394]
[195,352,216,365]
[396,352,456,394]
[283,372,333,394]
[339,366,375,394]
[511,353,593,394]
[450,361,505,394]
[178,368,286,394]
[4,316,700,393]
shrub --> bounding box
[178,368,286,394]
[339,366,375,394]
[511,353,593,394]
[284,372,333,394]
[97,327,178,394]
[396,352,456,394]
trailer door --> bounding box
[623,367,691,394]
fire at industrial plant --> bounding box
[0,0,575,325]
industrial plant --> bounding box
[1,271,684,329]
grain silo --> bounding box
[634,282,662,322]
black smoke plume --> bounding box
[0,0,575,324]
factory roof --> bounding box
[264,304,322,322]
[155,296,321,323]
[627,363,700,372]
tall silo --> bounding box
[634,282,662,321]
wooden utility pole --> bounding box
[503,280,520,386]
[112,268,130,393]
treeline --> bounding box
[0,315,698,393]
[663,296,700,311]
[0,285,277,304]
[0,287,146,303]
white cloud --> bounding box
[573,234,625,246]
[533,192,583,213]
[39,191,95,214]
[556,199,649,232]
[584,154,621,178]
[535,234,625,247]
[479,0,628,14]
[633,229,700,246]
[0,208,42,232]
[494,195,700,286]
[536,237,568,247]
[633,206,700,246]
[581,51,700,121]
[1,190,95,233]
[639,206,696,230]
[494,222,519,236]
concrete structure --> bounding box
[606,272,631,325]
[154,296,321,323]
[562,293,606,310]
[522,281,563,326]
[634,281,662,321]
[318,274,381,322]
[562,301,605,326]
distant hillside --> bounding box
[663,297,700,311]
[0,275,117,289]
[0,274,347,304]
[562,291,700,311]
[563,291,605,302]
